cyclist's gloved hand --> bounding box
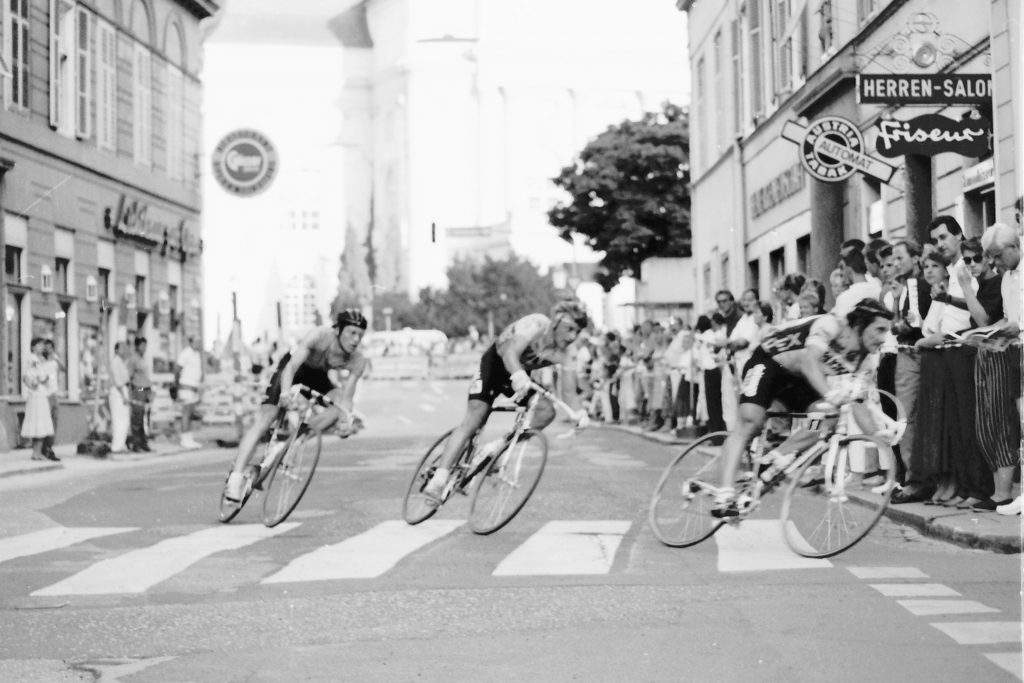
[510,370,531,395]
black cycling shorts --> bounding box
[467,344,514,405]
[738,348,820,411]
[262,353,334,405]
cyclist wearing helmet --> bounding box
[712,298,895,517]
[422,301,590,503]
[224,308,370,502]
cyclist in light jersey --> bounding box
[422,301,590,503]
[712,298,895,517]
[224,308,369,502]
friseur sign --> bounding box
[857,74,992,105]
[875,114,991,158]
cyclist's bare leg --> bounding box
[719,403,767,492]
[232,404,280,474]
[436,398,491,471]
[528,397,555,430]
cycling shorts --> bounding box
[262,353,334,405]
[467,344,514,405]
[738,348,820,411]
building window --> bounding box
[95,17,116,151]
[135,275,147,309]
[165,65,184,181]
[748,0,764,119]
[75,6,92,138]
[770,246,785,285]
[133,43,152,166]
[696,55,706,171]
[720,253,730,291]
[5,246,22,282]
[8,0,30,110]
[713,29,725,155]
[5,291,22,394]
[796,235,811,275]
[748,258,760,292]
[857,0,882,25]
[964,187,997,238]
[54,257,70,294]
[49,0,76,135]
[772,0,792,96]
[55,303,70,391]
[818,0,835,56]
[98,267,111,300]
[731,19,743,136]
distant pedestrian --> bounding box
[174,336,204,449]
[128,336,152,452]
[39,339,63,458]
[22,338,56,461]
[108,342,131,453]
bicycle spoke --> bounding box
[469,431,548,535]
[648,431,731,547]
[261,431,321,527]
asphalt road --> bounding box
[0,379,1020,682]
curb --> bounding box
[601,422,1022,554]
[0,462,63,479]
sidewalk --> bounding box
[604,421,1023,554]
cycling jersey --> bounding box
[262,326,367,405]
[740,314,878,410]
[469,314,573,404]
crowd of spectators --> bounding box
[575,217,1021,516]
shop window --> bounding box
[55,304,70,391]
[5,246,22,281]
[79,325,101,399]
[796,235,810,275]
[748,258,761,293]
[963,187,996,239]
[5,292,23,394]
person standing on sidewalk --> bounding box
[22,338,56,461]
[174,336,204,450]
[108,342,131,453]
[38,339,63,459]
[128,337,152,452]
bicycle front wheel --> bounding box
[648,431,731,547]
[469,430,548,535]
[261,428,321,527]
[780,434,896,558]
[403,429,455,525]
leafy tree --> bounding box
[548,102,690,291]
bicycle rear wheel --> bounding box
[403,429,454,525]
[780,434,896,558]
[261,427,321,527]
[648,431,731,547]
[469,430,548,535]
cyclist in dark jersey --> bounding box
[712,299,895,517]
[224,309,369,501]
[422,301,590,504]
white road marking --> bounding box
[262,519,464,583]
[896,599,1000,616]
[847,566,929,580]
[0,527,136,565]
[580,453,644,468]
[32,524,297,596]
[931,621,1021,645]
[715,520,831,572]
[493,520,630,576]
[985,653,1023,680]
[869,583,961,597]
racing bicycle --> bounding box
[649,390,905,558]
[218,384,346,527]
[403,381,586,534]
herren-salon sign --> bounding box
[857,74,992,105]
[874,113,991,158]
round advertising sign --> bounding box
[799,116,866,183]
[211,129,278,196]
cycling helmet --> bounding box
[845,298,893,331]
[551,300,589,330]
[334,307,368,331]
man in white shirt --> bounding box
[928,215,975,334]
[174,336,204,450]
[833,249,881,318]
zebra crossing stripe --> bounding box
[32,524,297,596]
[0,527,136,565]
[715,520,831,572]
[896,599,1000,616]
[984,653,1023,680]
[930,621,1022,646]
[847,566,929,580]
[492,521,630,576]
[262,519,464,583]
[869,583,961,598]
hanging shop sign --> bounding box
[874,113,991,158]
[781,116,897,184]
[103,195,202,256]
[857,74,993,105]
[211,128,278,197]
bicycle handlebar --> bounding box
[526,380,588,431]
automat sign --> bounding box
[211,129,278,196]
[781,116,897,184]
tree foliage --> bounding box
[548,102,691,291]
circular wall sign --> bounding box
[799,116,866,183]
[211,129,278,196]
